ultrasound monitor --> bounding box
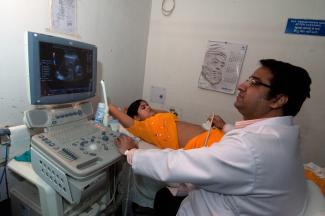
[27,31,97,105]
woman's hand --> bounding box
[115,134,138,154]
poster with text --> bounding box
[198,41,247,94]
[50,0,77,35]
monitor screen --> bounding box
[27,31,97,105]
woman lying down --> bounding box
[108,99,224,150]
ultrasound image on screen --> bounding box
[39,42,94,96]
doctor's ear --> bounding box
[270,94,288,109]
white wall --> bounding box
[0,0,151,126]
[144,0,325,166]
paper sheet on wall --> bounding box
[50,0,77,35]
[198,41,247,94]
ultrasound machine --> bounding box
[8,32,122,216]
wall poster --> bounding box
[198,41,247,94]
[50,0,77,35]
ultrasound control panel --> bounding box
[25,102,122,179]
[31,120,121,179]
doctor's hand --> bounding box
[115,134,138,155]
[209,115,225,130]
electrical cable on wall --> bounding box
[162,0,175,16]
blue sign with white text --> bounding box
[285,18,325,36]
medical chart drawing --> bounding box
[198,41,247,94]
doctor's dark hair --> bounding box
[260,59,311,116]
[126,99,146,118]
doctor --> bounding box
[115,59,312,216]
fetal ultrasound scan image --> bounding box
[54,52,85,81]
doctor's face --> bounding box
[235,66,274,120]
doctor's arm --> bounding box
[115,135,254,193]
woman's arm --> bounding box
[109,103,134,128]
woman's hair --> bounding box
[260,59,311,116]
[126,99,146,118]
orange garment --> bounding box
[127,112,224,150]
[127,113,179,149]
[183,129,224,150]
[304,169,325,196]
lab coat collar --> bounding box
[235,116,293,129]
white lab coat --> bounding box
[132,116,307,216]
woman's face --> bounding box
[135,101,155,120]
